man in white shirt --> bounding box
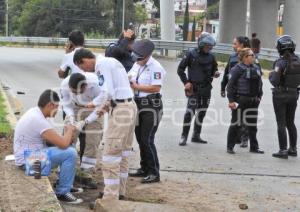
[13,90,82,204]
[57,30,84,78]
[60,72,104,187]
[73,48,137,200]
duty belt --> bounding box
[111,98,132,108]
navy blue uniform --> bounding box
[105,38,134,72]
[269,54,300,151]
[178,48,218,139]
[226,63,263,150]
[221,53,239,92]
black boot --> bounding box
[179,135,188,146]
[272,150,288,159]
[191,132,207,144]
[288,147,297,157]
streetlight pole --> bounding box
[122,0,125,31]
[5,0,8,36]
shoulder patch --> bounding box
[97,72,104,86]
[154,72,161,80]
[274,66,280,72]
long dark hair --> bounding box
[236,36,251,48]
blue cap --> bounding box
[132,39,155,58]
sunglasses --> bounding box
[246,54,254,57]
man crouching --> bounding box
[13,89,82,204]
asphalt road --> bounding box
[1,47,300,211]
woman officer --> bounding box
[226,48,264,154]
[128,39,166,183]
[270,35,300,159]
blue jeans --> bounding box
[48,146,77,195]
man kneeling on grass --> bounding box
[13,89,83,204]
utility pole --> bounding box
[203,0,207,32]
[5,0,8,36]
[122,0,125,31]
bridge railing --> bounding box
[0,36,296,62]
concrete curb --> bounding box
[0,81,63,211]
[0,83,17,129]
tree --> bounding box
[134,4,147,34]
[182,0,189,41]
[191,16,196,42]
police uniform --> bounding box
[60,72,104,170]
[178,48,218,143]
[105,38,134,72]
[270,53,300,157]
[221,53,239,92]
[128,55,165,182]
[60,47,84,77]
[226,63,264,153]
[94,56,137,200]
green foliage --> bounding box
[7,0,140,38]
[182,0,189,41]
[135,4,147,25]
[0,95,11,135]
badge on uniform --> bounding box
[154,72,161,80]
[97,72,105,86]
[274,66,279,72]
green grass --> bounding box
[0,94,11,135]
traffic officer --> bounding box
[128,39,166,183]
[178,32,220,146]
[73,48,137,200]
[105,29,136,72]
[226,48,264,154]
[57,30,85,78]
[269,35,300,159]
[221,36,252,148]
[60,72,104,189]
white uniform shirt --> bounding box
[14,107,52,166]
[128,56,166,97]
[60,72,104,123]
[94,56,133,103]
[60,47,84,75]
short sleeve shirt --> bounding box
[60,47,84,75]
[128,56,166,97]
[13,107,53,166]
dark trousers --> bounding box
[135,104,163,177]
[182,95,210,138]
[227,96,260,150]
[273,91,298,150]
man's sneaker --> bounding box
[70,187,84,193]
[57,192,83,204]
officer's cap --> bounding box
[132,39,155,59]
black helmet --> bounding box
[276,35,296,53]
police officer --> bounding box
[226,48,264,154]
[221,36,252,148]
[178,32,220,146]
[57,30,85,78]
[270,35,300,159]
[74,48,137,200]
[128,39,165,184]
[105,29,136,72]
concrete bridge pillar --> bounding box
[282,0,300,51]
[219,0,248,44]
[250,0,279,49]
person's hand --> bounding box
[74,120,86,132]
[65,124,76,134]
[65,115,75,125]
[86,102,96,109]
[184,82,193,97]
[221,91,226,98]
[214,71,220,78]
[130,81,138,90]
[228,102,237,110]
[65,42,74,53]
[123,29,135,39]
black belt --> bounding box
[115,98,132,103]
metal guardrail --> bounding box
[1,36,297,62]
